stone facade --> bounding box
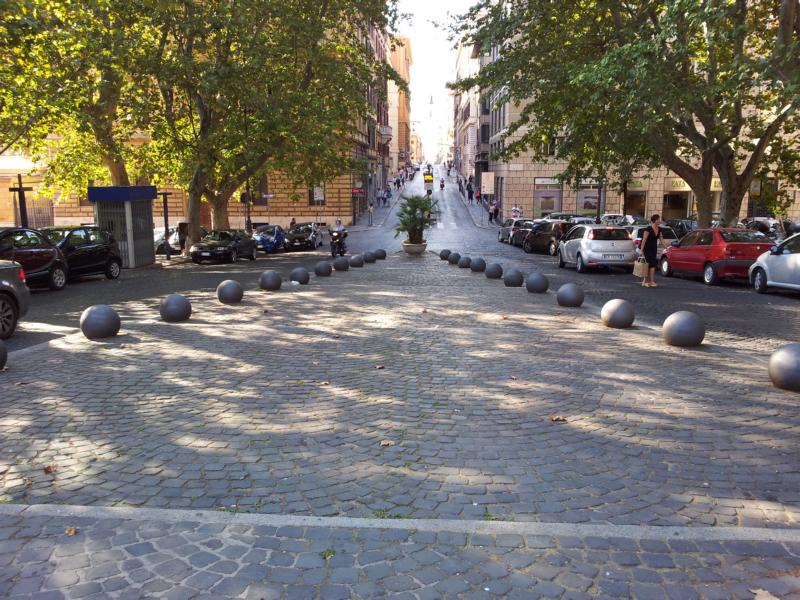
[388,37,412,176]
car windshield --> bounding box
[592,228,630,241]
[289,224,313,234]
[255,226,276,236]
[720,230,768,243]
[43,229,69,244]
[203,231,232,242]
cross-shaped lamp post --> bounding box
[9,174,32,228]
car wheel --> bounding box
[105,259,122,280]
[753,268,768,293]
[48,264,67,291]
[0,293,18,340]
[703,262,718,285]
[523,240,533,254]
[660,257,673,277]
[229,249,238,263]
[249,246,257,261]
[498,231,503,242]
[576,254,588,274]
[557,251,565,269]
[548,240,558,256]
[192,257,201,264]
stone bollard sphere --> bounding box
[80,305,121,340]
[290,267,310,285]
[439,249,452,260]
[662,311,705,347]
[217,279,244,304]
[769,343,800,392]
[448,252,461,265]
[601,299,635,329]
[504,268,524,287]
[470,258,487,273]
[525,272,549,294]
[159,294,192,323]
[350,254,364,268]
[314,261,333,277]
[556,283,584,307]
[374,249,387,260]
[259,270,282,292]
[485,263,503,279]
[0,339,6,370]
[333,256,350,271]
[364,251,377,263]
[458,256,472,269]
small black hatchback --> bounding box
[41,226,123,280]
[0,227,69,290]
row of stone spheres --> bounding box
[437,248,800,393]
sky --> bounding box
[396,0,470,162]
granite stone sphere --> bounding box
[333,256,350,271]
[503,268,524,287]
[470,258,487,273]
[259,270,282,292]
[601,299,635,329]
[159,294,192,323]
[290,267,310,285]
[448,252,461,265]
[768,343,800,392]
[525,272,549,294]
[0,339,6,370]
[349,254,364,268]
[314,261,333,277]
[439,249,452,260]
[458,256,472,269]
[364,251,377,263]
[556,283,584,307]
[80,305,121,340]
[485,263,503,279]
[217,279,244,304]
[374,249,387,260]
[662,311,705,347]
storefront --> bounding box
[576,182,601,217]
[663,178,692,220]
[533,178,562,218]
[624,179,647,218]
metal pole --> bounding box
[160,191,173,260]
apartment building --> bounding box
[452,43,480,183]
[388,37,413,176]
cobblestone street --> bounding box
[2,242,800,598]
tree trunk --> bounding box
[715,151,747,226]
[207,192,231,230]
[694,190,714,229]
[185,170,207,255]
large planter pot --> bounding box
[402,240,427,255]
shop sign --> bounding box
[627,179,645,190]
[351,188,365,195]
[482,177,495,195]
[668,178,691,192]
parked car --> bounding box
[252,225,286,253]
[0,227,69,290]
[509,220,538,247]
[666,219,698,238]
[42,226,122,280]
[627,225,678,260]
[749,233,800,293]
[557,225,636,273]
[660,228,771,285]
[522,221,574,255]
[285,223,322,250]
[498,218,529,243]
[544,212,582,221]
[189,230,257,263]
[0,260,30,339]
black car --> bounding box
[522,221,573,255]
[510,220,539,247]
[42,226,122,280]
[285,223,322,250]
[0,227,69,290]
[189,230,257,263]
[667,219,698,238]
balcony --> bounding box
[379,125,393,144]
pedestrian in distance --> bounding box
[467,182,474,204]
[385,187,392,207]
[511,204,520,219]
[488,200,494,223]
[492,202,500,223]
[368,201,374,226]
[639,213,666,287]
[290,217,296,228]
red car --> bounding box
[660,228,772,285]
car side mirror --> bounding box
[769,245,779,255]
[671,240,680,247]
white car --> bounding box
[557,225,636,273]
[749,233,800,293]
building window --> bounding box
[481,124,490,144]
[308,185,325,207]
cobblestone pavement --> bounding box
[2,504,800,599]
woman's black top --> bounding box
[642,225,661,258]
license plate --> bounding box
[603,254,624,260]
[201,252,210,257]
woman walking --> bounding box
[639,214,665,287]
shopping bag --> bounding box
[633,257,649,277]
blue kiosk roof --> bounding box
[88,186,157,203]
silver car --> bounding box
[0,260,31,339]
[498,218,529,243]
[557,225,636,272]
[749,233,800,293]
[627,225,678,260]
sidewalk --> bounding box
[1,254,798,598]
[450,173,498,230]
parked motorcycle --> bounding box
[330,229,347,257]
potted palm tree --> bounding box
[395,194,438,255]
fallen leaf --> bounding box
[321,381,330,386]
[263,309,269,313]
[510,375,517,381]
[421,308,428,314]
[15,382,29,386]
[65,527,77,536]
[379,439,395,447]
[375,365,385,370]
[751,590,780,600]
[501,315,508,320]
[333,334,341,339]
[549,415,568,423]
[43,465,55,475]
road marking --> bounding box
[1,503,798,543]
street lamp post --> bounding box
[159,191,173,260]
